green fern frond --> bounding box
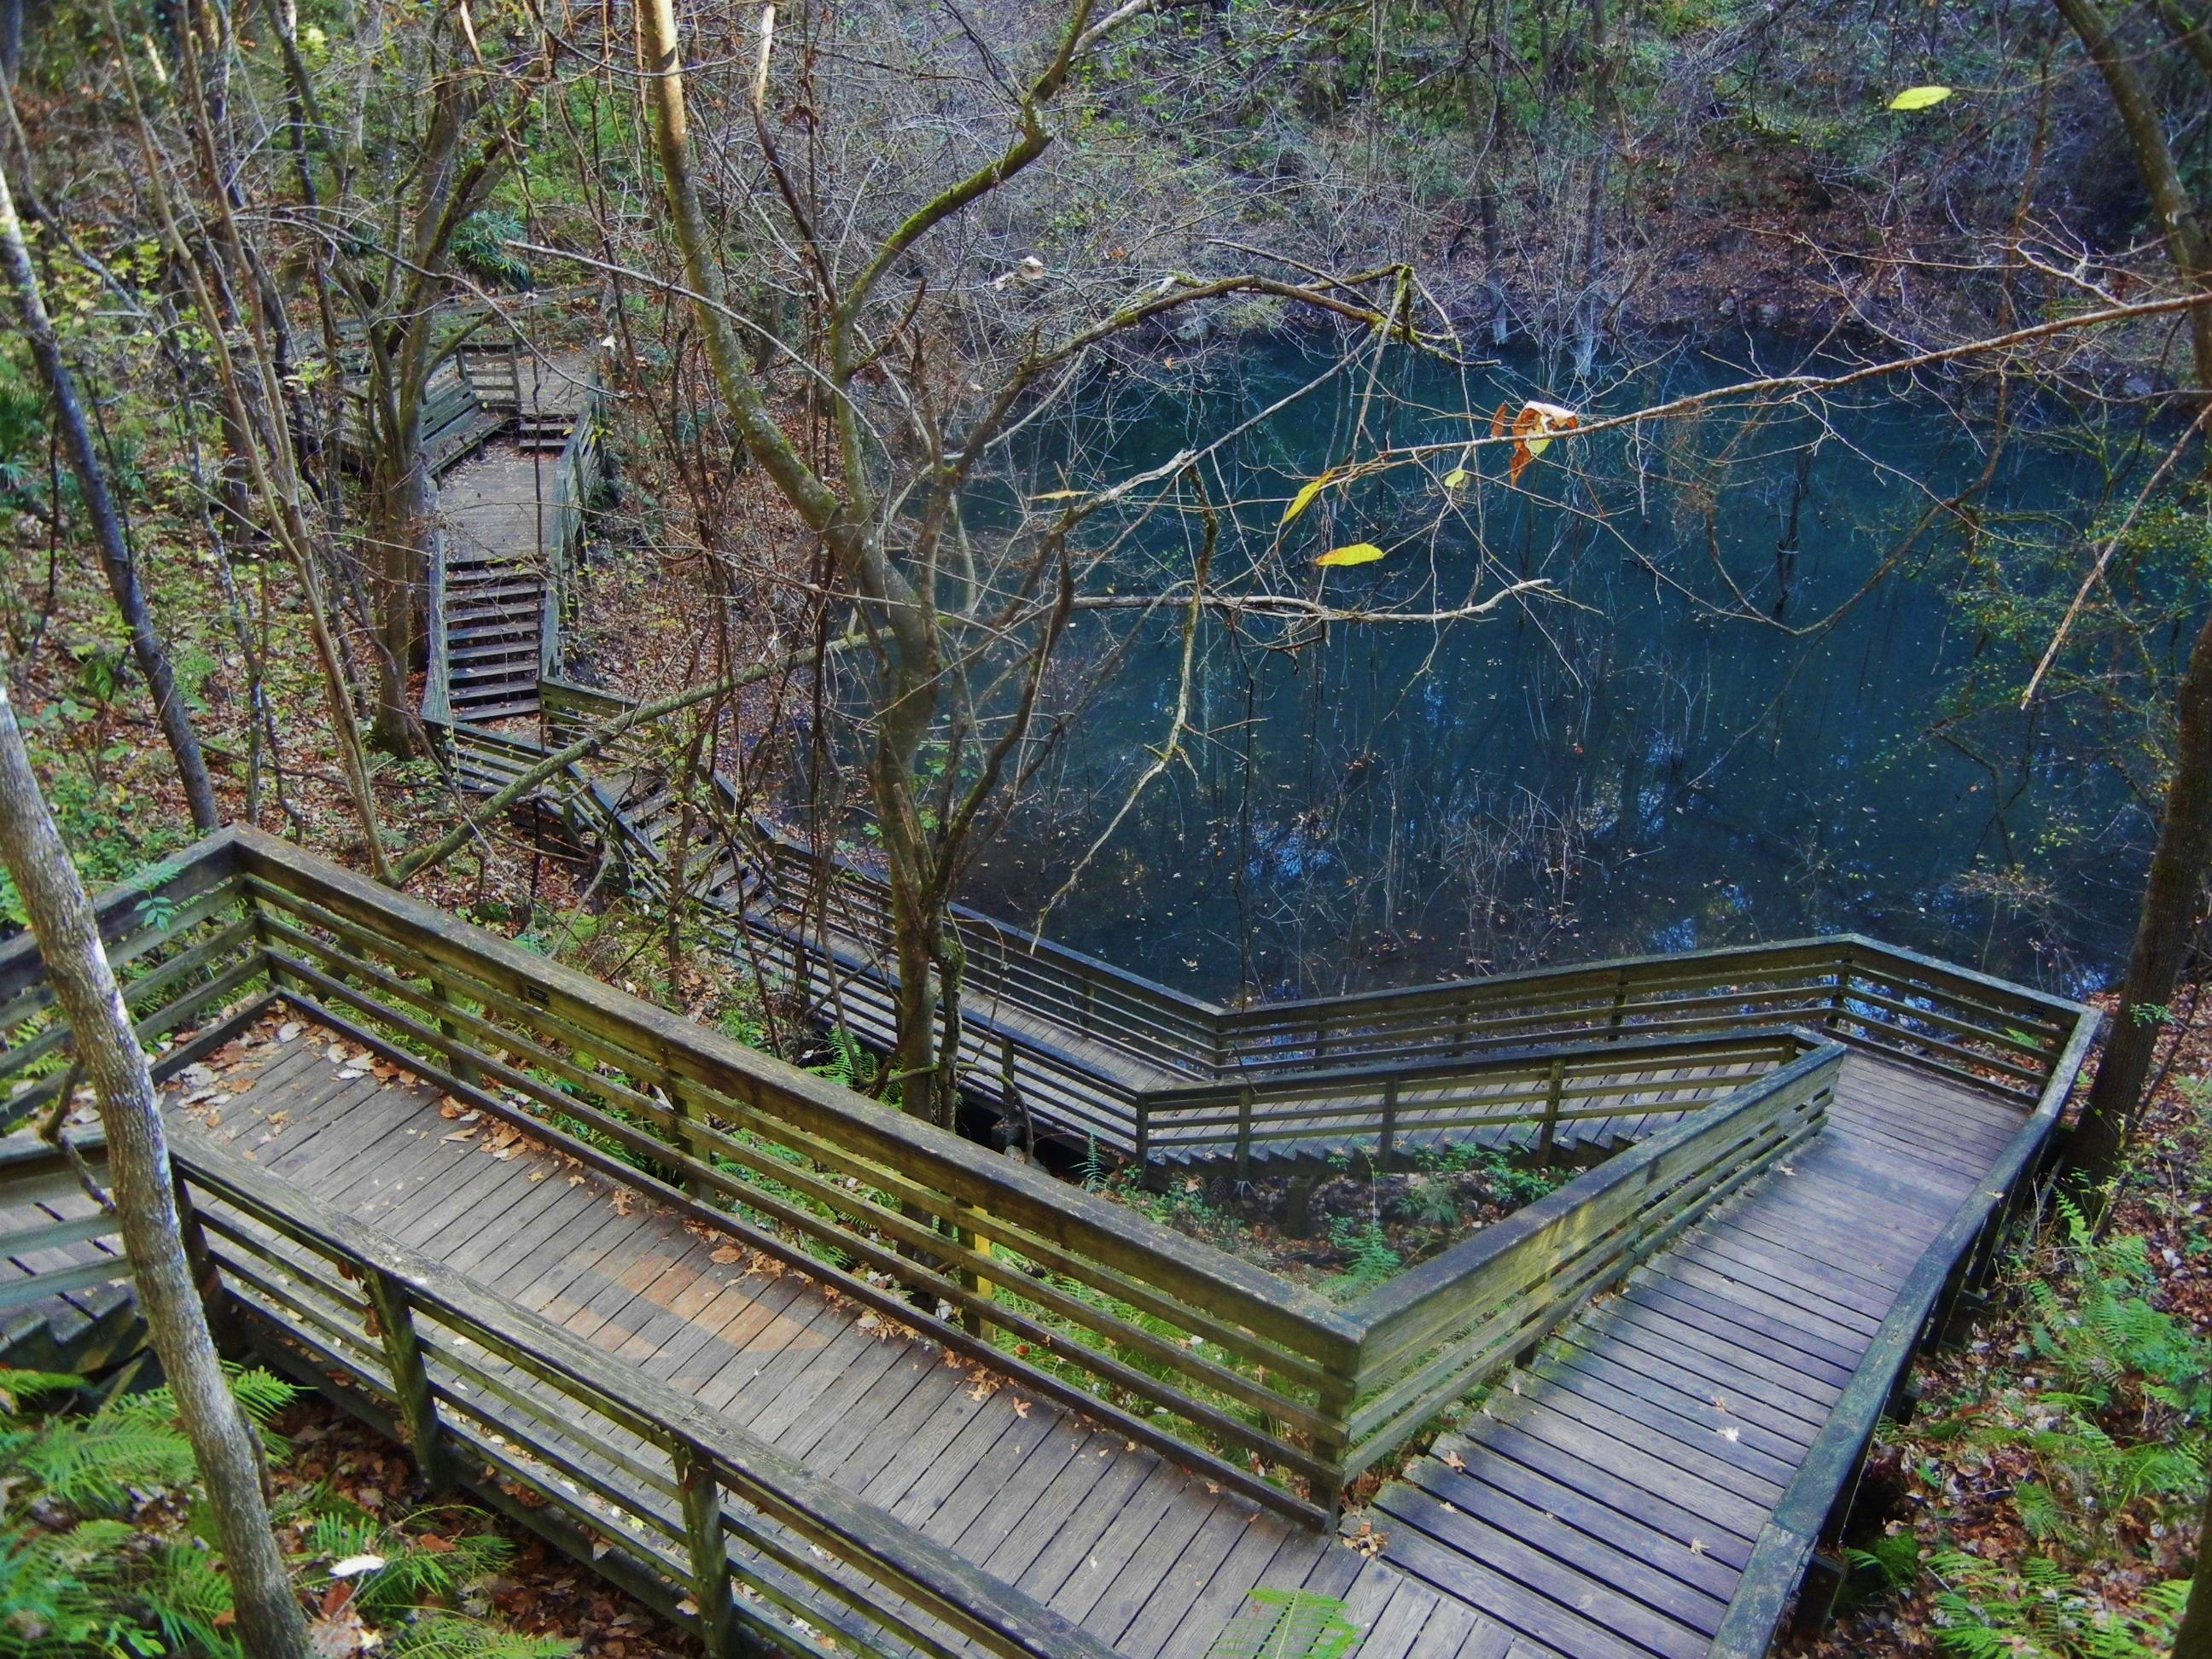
[1207,1589,1360,1659]
[0,1370,95,1416]
[138,1539,242,1658]
[384,1615,579,1658]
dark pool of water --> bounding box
[951,334,2163,1004]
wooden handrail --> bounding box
[173,1137,1126,1659]
[1332,1044,1842,1479]
[507,681,2093,1132]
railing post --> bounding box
[1378,1078,1399,1166]
[667,1083,700,1196]
[363,1268,448,1493]
[1828,948,1854,1033]
[1235,1083,1254,1184]
[427,975,480,1088]
[672,1436,740,1659]
[955,1203,994,1339]
[1609,967,1629,1038]
[997,1032,1036,1163]
[173,1173,241,1354]
[1310,1375,1355,1519]
[1538,1057,1564,1162]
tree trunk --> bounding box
[0,684,311,1659]
[0,0,22,84]
[2055,0,2212,1180]
[366,422,428,758]
[2069,608,2212,1181]
[0,155,221,831]
[2053,0,2212,393]
[2176,1472,2212,1659]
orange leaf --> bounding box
[1505,399,1579,486]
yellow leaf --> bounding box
[1442,468,1470,489]
[1315,542,1385,567]
[1888,84,1952,110]
[1281,469,1337,525]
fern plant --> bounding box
[298,1501,515,1621]
[1928,1549,2187,1658]
[0,1370,579,1658]
[2025,1199,2209,1417]
[1323,1218,1402,1300]
[1207,1588,1360,1658]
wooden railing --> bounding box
[536,378,604,684]
[180,1143,1124,1659]
[225,828,1357,1522]
[1135,1029,1811,1173]
[0,851,267,1134]
[479,680,2094,1190]
[0,830,1863,1528]
[1214,938,2076,1100]
[1335,1042,1840,1487]
[338,358,498,476]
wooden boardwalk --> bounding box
[0,1147,135,1371]
[170,1016,2026,1658]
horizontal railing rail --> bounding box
[161,1136,1128,1659]
[1137,1028,1813,1172]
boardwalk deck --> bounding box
[171,1016,2026,1657]
[0,1153,135,1371]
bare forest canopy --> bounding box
[0,0,2206,1025]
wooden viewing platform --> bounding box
[0,829,2096,1658]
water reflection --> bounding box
[953,335,2155,1004]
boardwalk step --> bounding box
[450,698,541,722]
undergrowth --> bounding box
[0,1365,574,1659]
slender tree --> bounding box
[0,151,221,831]
[2176,1474,2212,1659]
[2052,0,2212,1179]
[632,0,1431,1122]
[0,681,310,1659]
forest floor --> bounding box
[270,1392,701,1658]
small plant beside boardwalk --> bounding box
[0,1364,602,1658]
[1790,1045,2212,1659]
[1103,1143,1570,1301]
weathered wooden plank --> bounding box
[1516,1371,1795,1499]
[1408,1443,1738,1603]
[1447,1412,1759,1565]
[1541,1336,1818,1451]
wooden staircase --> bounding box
[596,777,760,910]
[443,549,544,725]
[516,410,575,454]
